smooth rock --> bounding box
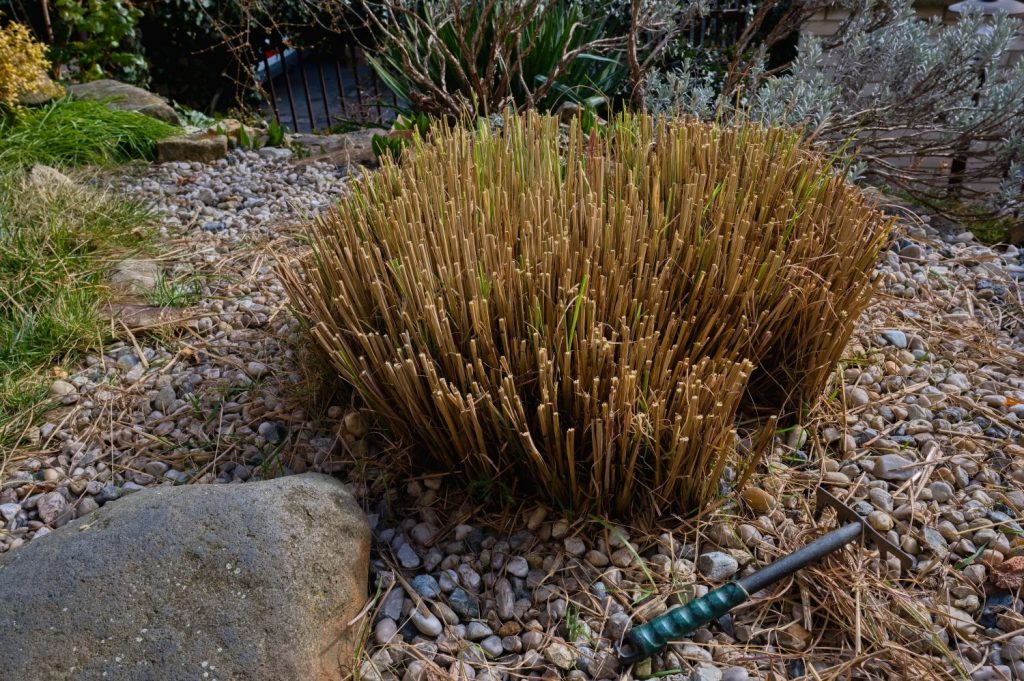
[48,380,76,397]
[153,385,177,413]
[69,79,180,125]
[257,146,293,161]
[935,604,979,637]
[544,640,577,670]
[506,556,529,578]
[0,473,370,681]
[867,510,894,532]
[845,386,870,407]
[697,551,739,581]
[375,618,398,646]
[294,128,389,166]
[0,503,20,522]
[410,574,441,599]
[111,259,161,294]
[35,492,68,526]
[881,329,908,348]
[691,664,723,681]
[930,481,954,503]
[721,668,749,681]
[396,542,421,569]
[410,608,443,637]
[449,587,480,619]
[874,454,917,481]
[740,486,776,514]
[157,134,229,164]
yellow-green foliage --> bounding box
[0,21,59,107]
[285,112,893,516]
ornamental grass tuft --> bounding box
[284,112,892,516]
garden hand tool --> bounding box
[617,487,915,664]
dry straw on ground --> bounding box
[285,112,893,516]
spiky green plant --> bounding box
[365,0,628,118]
[285,112,892,516]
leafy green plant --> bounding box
[267,119,285,147]
[284,111,892,517]
[51,0,148,84]
[0,98,177,168]
[237,123,257,151]
[371,112,431,162]
[173,102,216,128]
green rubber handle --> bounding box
[626,582,747,659]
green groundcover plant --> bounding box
[0,98,176,168]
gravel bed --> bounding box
[2,151,1024,680]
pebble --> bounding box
[77,497,99,516]
[697,552,739,581]
[466,621,492,640]
[153,385,177,413]
[563,536,586,556]
[691,665,723,681]
[845,386,870,407]
[49,380,76,397]
[929,481,954,502]
[480,635,503,658]
[410,608,443,637]
[410,574,441,599]
[1003,635,1024,661]
[544,641,576,670]
[873,454,917,481]
[867,510,894,532]
[396,543,421,569]
[0,503,20,522]
[881,329,908,348]
[374,618,398,646]
[402,660,426,681]
[506,556,529,577]
[936,604,979,637]
[36,492,67,526]
[740,486,776,514]
[246,361,268,378]
[448,588,480,619]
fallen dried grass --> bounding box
[285,111,893,516]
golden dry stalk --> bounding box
[284,112,892,516]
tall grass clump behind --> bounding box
[0,99,176,168]
[285,112,892,516]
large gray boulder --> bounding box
[68,79,181,126]
[0,473,370,681]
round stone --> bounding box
[866,511,894,532]
[410,608,442,637]
[696,551,739,581]
[374,617,398,645]
[929,481,954,503]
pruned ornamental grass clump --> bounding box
[285,113,892,516]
